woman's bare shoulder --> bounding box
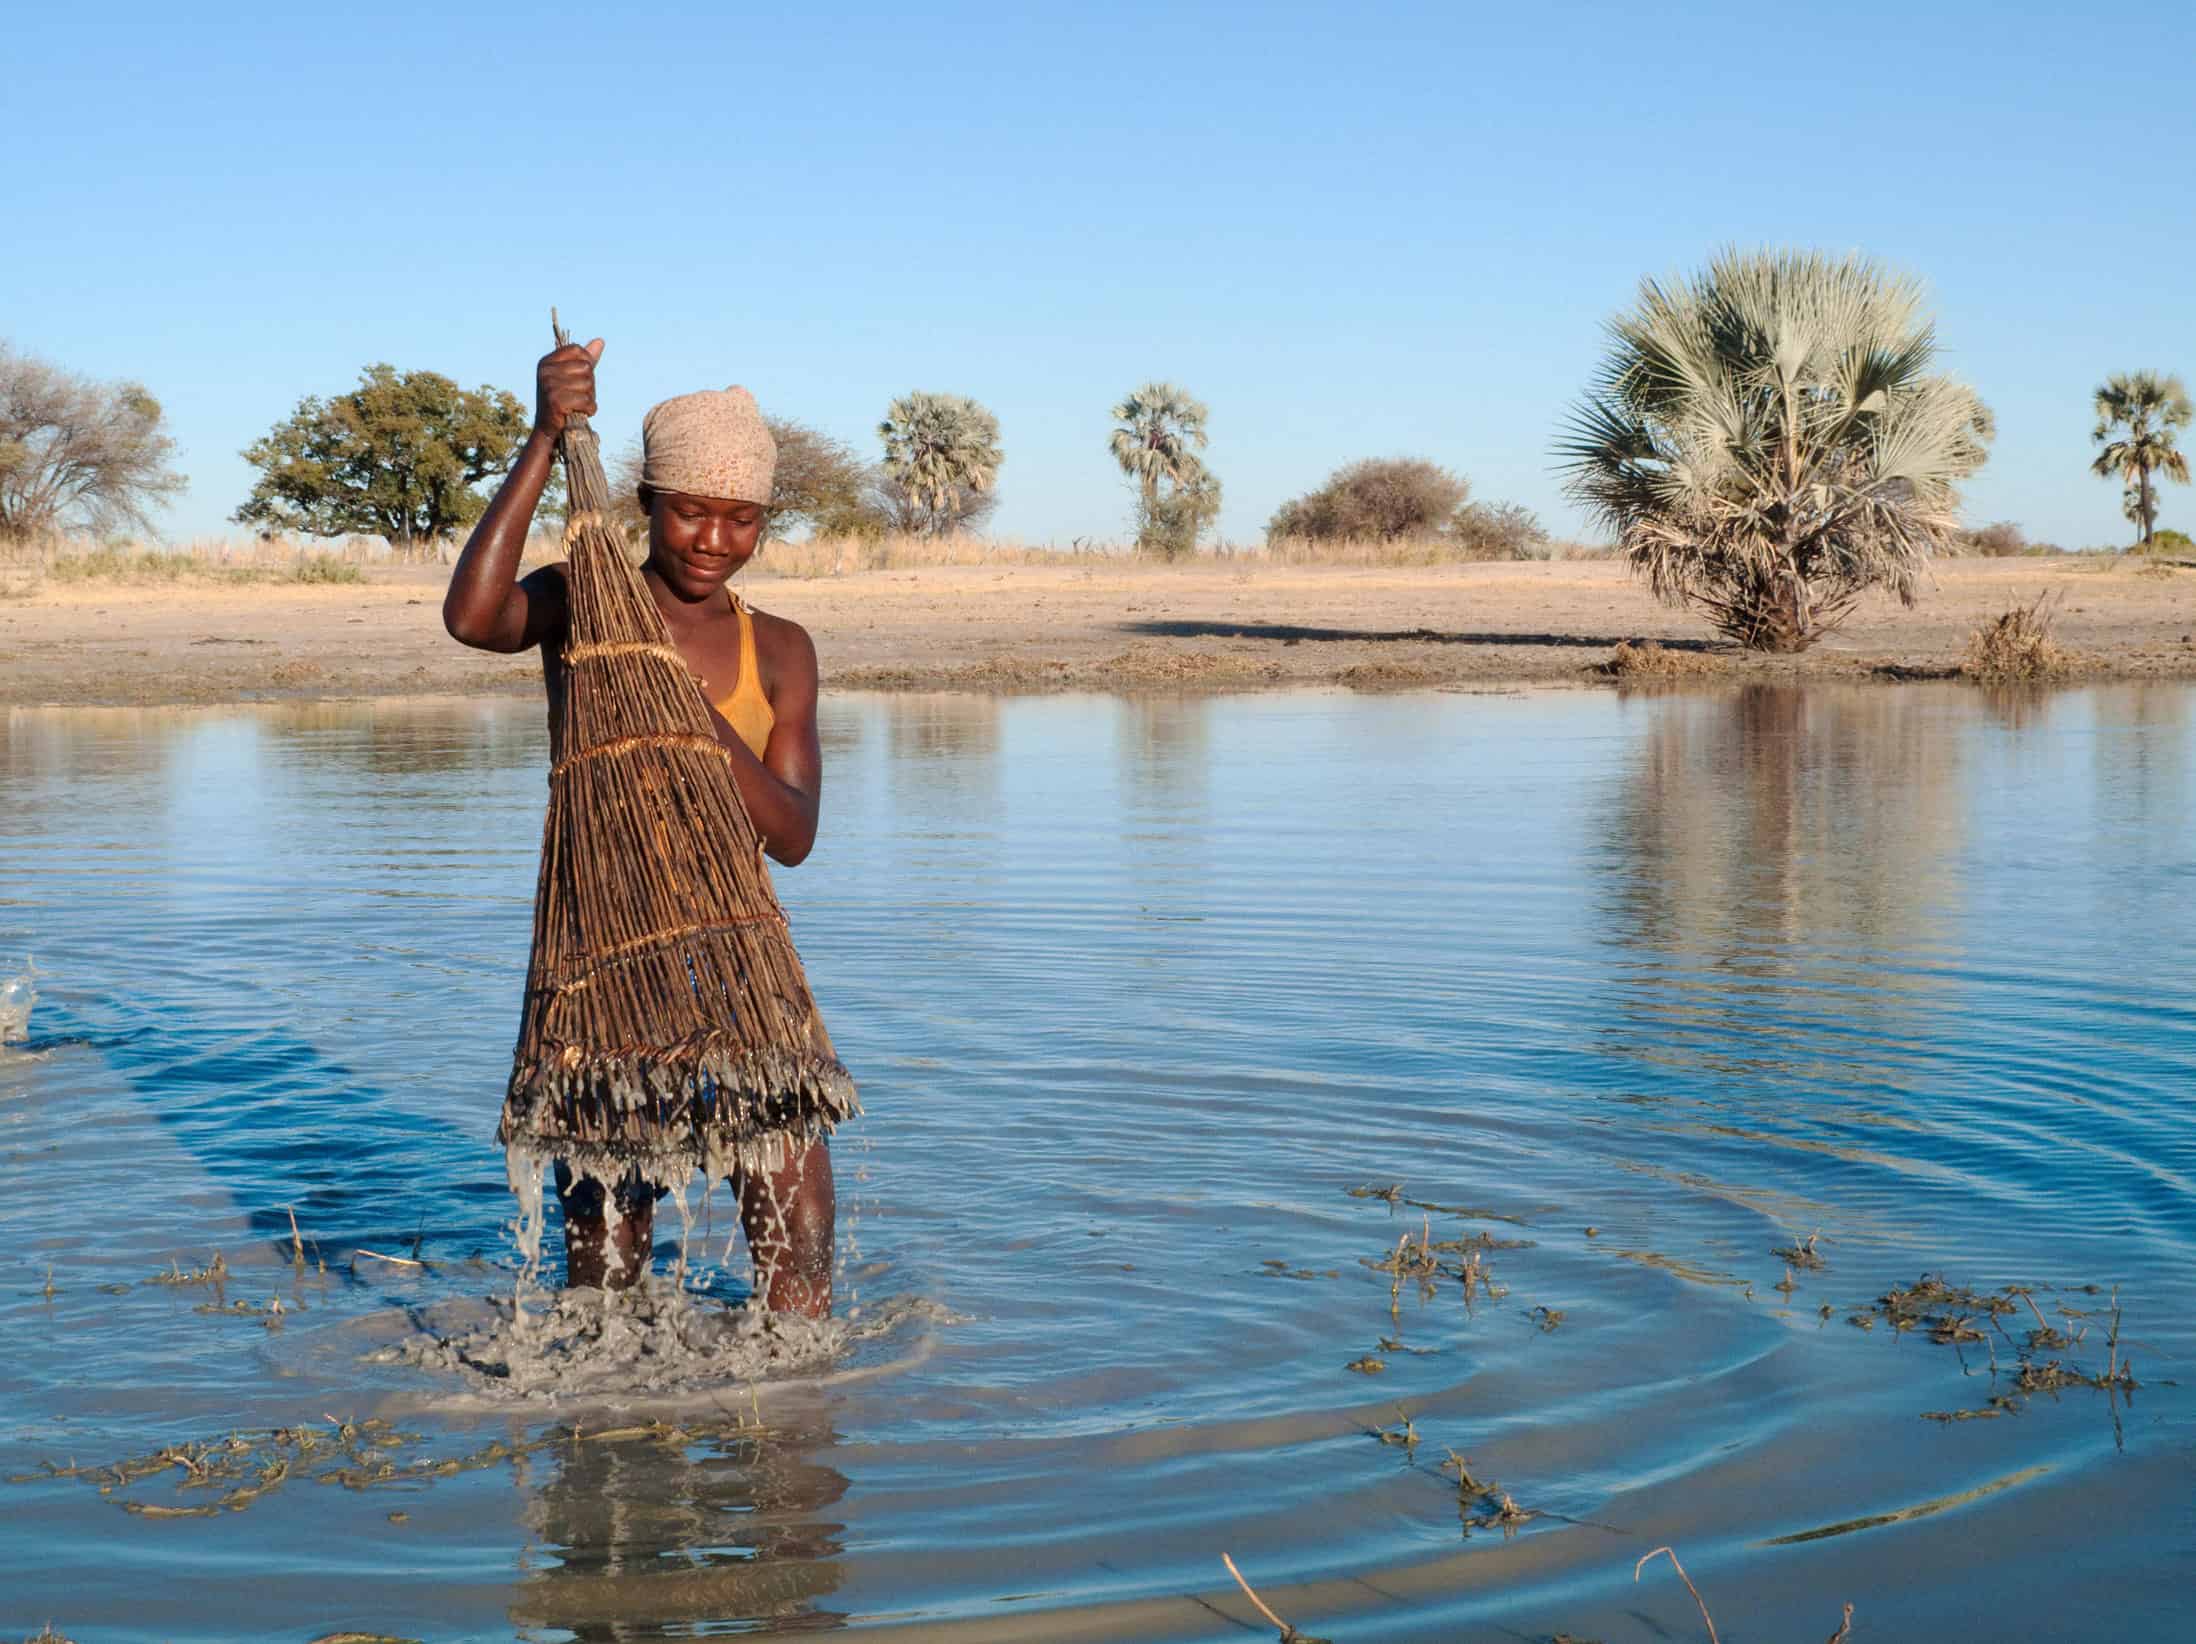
[746,604,819,691]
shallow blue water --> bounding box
[1,684,2192,1642]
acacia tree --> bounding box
[0,342,185,542]
[235,364,530,555]
[877,392,1001,537]
[1560,248,1992,652]
[2090,371,2191,549]
[1110,382,1217,557]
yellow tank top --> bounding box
[710,594,775,758]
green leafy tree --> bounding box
[1110,382,1218,558]
[0,342,185,542]
[235,364,531,554]
[876,392,1002,537]
[2090,370,2191,549]
[1560,248,1992,652]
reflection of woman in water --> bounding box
[511,1410,849,1639]
[444,337,835,1314]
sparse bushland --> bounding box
[2091,370,2190,550]
[1561,247,1993,652]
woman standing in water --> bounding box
[442,336,835,1316]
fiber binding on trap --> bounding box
[500,314,857,1185]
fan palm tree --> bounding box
[1560,248,1992,652]
[2090,371,2191,549]
[878,392,1002,538]
[1110,383,1212,557]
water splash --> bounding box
[0,958,37,1045]
[370,1277,856,1402]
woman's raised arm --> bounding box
[442,338,602,653]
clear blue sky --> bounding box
[9,0,2193,548]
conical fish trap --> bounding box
[500,324,857,1186]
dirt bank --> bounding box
[5,557,2196,708]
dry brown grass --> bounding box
[761,531,1611,577]
[1255,534,1607,568]
[751,532,1103,579]
[1961,594,2077,683]
[8,532,404,586]
[11,526,1615,591]
[1596,639,1724,679]
[10,538,364,587]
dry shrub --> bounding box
[1268,457,1468,542]
[1335,660,1443,687]
[1962,594,2075,683]
[1953,520,2028,557]
[1598,639,1724,679]
[1449,500,1550,560]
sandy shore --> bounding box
[5,556,2196,707]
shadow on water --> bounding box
[510,1408,849,1639]
[42,995,509,1262]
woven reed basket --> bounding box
[499,318,857,1185]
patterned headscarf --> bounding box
[641,386,776,505]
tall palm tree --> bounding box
[878,392,1002,537]
[1560,248,1991,653]
[2091,371,2191,549]
[1109,383,1211,556]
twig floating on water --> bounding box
[351,1249,425,1269]
[1635,1546,1719,1644]
[1220,1552,1332,1644]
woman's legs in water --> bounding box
[554,1161,657,1290]
[731,1139,834,1317]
